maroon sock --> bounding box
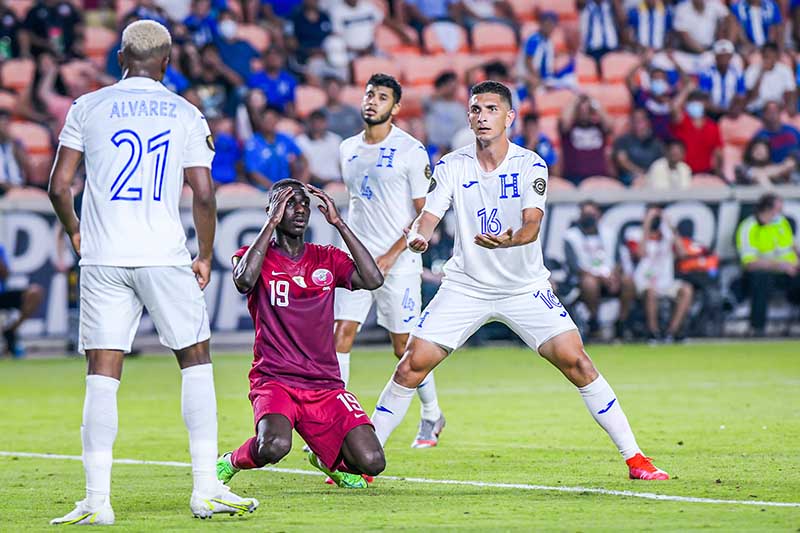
[231,437,264,470]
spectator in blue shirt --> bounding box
[184,0,218,48]
[288,0,333,63]
[513,113,559,174]
[626,0,672,51]
[524,12,577,90]
[731,0,782,50]
[578,0,620,74]
[264,0,304,19]
[697,39,746,118]
[244,106,307,189]
[403,0,458,34]
[215,10,259,81]
[753,101,800,164]
[211,130,242,186]
[626,59,675,142]
[247,47,298,116]
[123,0,170,27]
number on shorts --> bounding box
[269,280,289,307]
[534,289,563,310]
[336,392,364,413]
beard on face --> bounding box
[363,108,392,125]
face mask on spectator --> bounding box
[220,20,237,40]
[578,214,598,231]
[650,79,668,96]
[686,101,704,119]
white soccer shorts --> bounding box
[79,265,211,353]
[334,272,421,333]
[412,284,578,351]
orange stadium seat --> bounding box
[399,55,452,87]
[582,83,631,115]
[579,176,625,190]
[396,86,432,119]
[295,85,327,118]
[720,114,761,147]
[451,53,488,81]
[116,0,136,20]
[576,53,599,83]
[539,115,560,146]
[535,89,575,117]
[600,51,640,83]
[0,91,18,113]
[1,59,35,93]
[236,24,271,53]
[423,22,469,54]
[536,0,579,22]
[85,26,118,66]
[7,0,33,19]
[508,0,537,21]
[549,176,576,191]
[472,22,517,54]
[9,121,52,155]
[375,24,420,56]
[691,174,729,188]
[353,56,403,86]
[340,84,366,107]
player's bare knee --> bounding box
[393,357,425,388]
[334,321,358,352]
[360,448,386,476]
[256,435,291,464]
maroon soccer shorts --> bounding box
[249,381,373,471]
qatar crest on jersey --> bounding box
[312,268,333,286]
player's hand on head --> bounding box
[266,186,295,226]
[307,184,341,225]
[192,256,212,290]
[474,228,513,249]
[404,228,428,253]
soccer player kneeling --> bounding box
[217,180,386,489]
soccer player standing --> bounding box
[216,180,386,489]
[335,73,446,449]
[48,21,258,525]
[371,81,670,481]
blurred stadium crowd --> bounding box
[0,0,798,355]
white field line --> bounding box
[2,451,799,509]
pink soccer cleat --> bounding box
[626,454,670,480]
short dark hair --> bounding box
[470,80,512,108]
[309,109,326,121]
[762,42,779,54]
[263,104,283,116]
[756,193,779,214]
[483,61,508,79]
[270,178,305,197]
[366,73,402,103]
[434,71,457,89]
[666,138,685,150]
[522,112,540,126]
[688,90,707,101]
[579,200,600,212]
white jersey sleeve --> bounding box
[406,144,433,200]
[59,100,85,152]
[423,160,455,219]
[183,108,214,169]
[521,158,548,213]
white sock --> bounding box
[417,372,441,421]
[181,364,219,497]
[578,374,641,460]
[336,352,351,389]
[82,375,119,509]
[372,379,416,446]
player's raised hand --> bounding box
[474,228,513,249]
[192,257,212,290]
[266,186,295,226]
[404,228,428,253]
[307,184,342,225]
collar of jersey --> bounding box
[358,124,395,147]
[116,76,163,89]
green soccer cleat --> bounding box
[217,452,239,485]
[307,451,367,489]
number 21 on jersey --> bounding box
[110,129,170,202]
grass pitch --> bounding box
[1,341,798,531]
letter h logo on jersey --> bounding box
[376,147,396,168]
[498,173,520,199]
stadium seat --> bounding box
[396,86,431,119]
[0,91,18,113]
[85,26,117,66]
[508,0,536,21]
[549,176,575,191]
[423,22,469,54]
[720,114,761,147]
[451,53,489,81]
[9,121,52,155]
[535,89,574,117]
[236,24,271,53]
[340,84,366,107]
[60,60,97,91]
[1,59,35,93]
[399,55,452,87]
[472,22,517,54]
[600,52,640,83]
[723,145,743,181]
[375,24,420,56]
[691,174,729,188]
[582,83,631,115]
[25,154,53,187]
[578,176,625,190]
[8,0,33,18]
[353,56,403,86]
[295,85,327,118]
[116,0,136,20]
[576,53,599,84]
[535,0,579,22]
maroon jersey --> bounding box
[234,242,356,390]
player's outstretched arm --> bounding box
[307,184,383,291]
[406,210,442,254]
[48,145,83,256]
[185,167,217,290]
[232,187,294,293]
[474,207,543,249]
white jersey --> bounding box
[58,76,214,267]
[424,142,550,299]
[340,125,431,274]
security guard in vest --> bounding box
[736,193,800,336]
